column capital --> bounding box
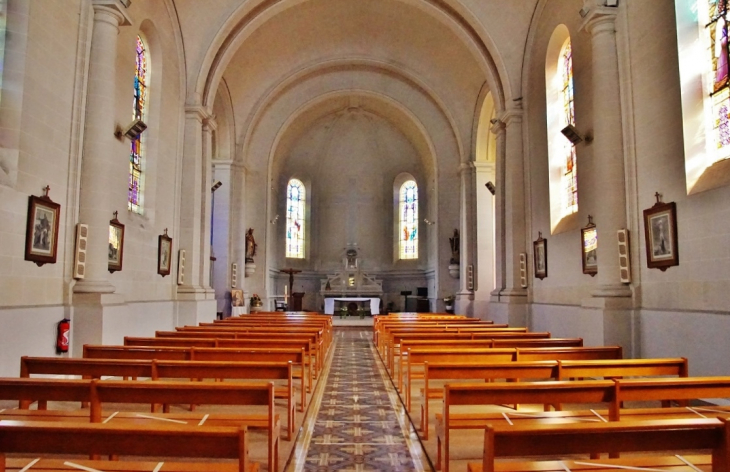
[470,161,496,173]
[185,105,213,123]
[91,0,132,26]
[499,107,524,127]
[203,116,218,132]
[459,162,476,175]
[580,6,618,35]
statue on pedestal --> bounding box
[245,228,257,263]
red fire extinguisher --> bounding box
[56,318,70,354]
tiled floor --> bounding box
[290,328,428,472]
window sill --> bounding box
[687,158,730,195]
[550,211,579,235]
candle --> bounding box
[284,285,288,297]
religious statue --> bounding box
[449,229,460,264]
[245,228,257,262]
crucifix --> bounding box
[280,268,302,303]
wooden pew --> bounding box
[84,344,311,395]
[0,378,279,472]
[437,380,617,472]
[20,355,300,440]
[425,357,688,444]
[403,346,622,408]
[404,348,517,407]
[382,325,516,361]
[419,361,559,439]
[515,346,623,361]
[387,329,534,374]
[468,418,730,472]
[396,335,570,384]
[91,380,277,471]
[146,334,320,388]
[0,420,257,472]
[152,360,298,439]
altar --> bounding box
[320,246,383,315]
[324,297,380,315]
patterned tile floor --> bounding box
[289,328,429,472]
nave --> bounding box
[291,328,427,471]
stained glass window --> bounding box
[399,180,418,260]
[0,0,7,104]
[561,39,578,215]
[705,0,730,162]
[286,179,305,259]
[128,35,148,213]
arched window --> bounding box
[704,0,730,162]
[128,35,148,213]
[560,39,578,215]
[399,180,418,260]
[546,27,578,231]
[676,0,730,193]
[286,179,305,259]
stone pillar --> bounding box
[455,163,476,316]
[211,159,235,316]
[474,161,496,318]
[491,107,528,326]
[74,1,130,294]
[70,1,131,356]
[581,2,635,354]
[176,106,216,325]
[490,121,506,302]
[178,107,215,295]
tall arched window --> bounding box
[128,35,148,214]
[676,0,730,193]
[560,39,578,215]
[704,0,730,162]
[399,180,418,259]
[286,179,305,259]
[546,27,578,231]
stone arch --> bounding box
[191,0,510,113]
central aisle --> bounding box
[290,328,428,471]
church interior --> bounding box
[2,0,730,470]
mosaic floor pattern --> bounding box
[292,328,428,472]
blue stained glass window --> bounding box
[128,35,147,213]
[399,180,418,260]
[286,179,305,258]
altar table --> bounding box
[324,297,380,315]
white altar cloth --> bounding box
[324,297,380,315]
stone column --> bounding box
[176,106,216,325]
[455,163,476,316]
[474,161,496,318]
[581,2,635,354]
[491,107,528,326]
[74,1,131,294]
[490,121,506,302]
[582,3,630,298]
[211,159,234,316]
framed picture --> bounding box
[24,193,61,266]
[231,289,244,307]
[581,217,598,276]
[643,200,679,271]
[533,232,547,280]
[108,215,125,273]
[157,229,172,277]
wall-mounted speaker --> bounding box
[617,229,631,284]
[467,264,474,291]
[177,249,186,285]
[72,224,88,279]
[231,262,238,288]
[519,253,528,288]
